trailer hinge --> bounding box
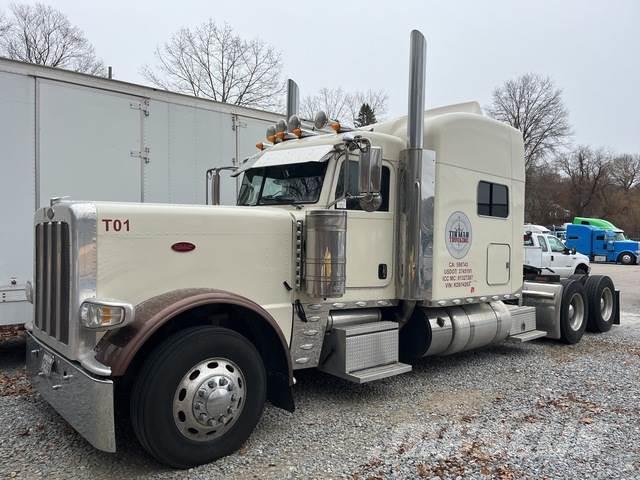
[231,115,247,131]
[130,99,150,116]
[130,146,151,164]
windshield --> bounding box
[237,161,327,206]
[614,232,627,241]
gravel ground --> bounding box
[1,265,639,479]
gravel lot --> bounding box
[1,264,639,479]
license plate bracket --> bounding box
[41,351,55,377]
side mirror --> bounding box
[358,146,383,212]
[571,247,577,255]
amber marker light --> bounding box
[292,128,302,138]
[256,142,265,151]
[275,131,286,141]
[330,121,341,132]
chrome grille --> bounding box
[35,221,71,344]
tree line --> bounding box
[487,73,640,238]
[2,4,638,235]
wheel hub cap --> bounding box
[173,358,245,441]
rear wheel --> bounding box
[559,280,588,344]
[585,275,615,333]
[619,253,636,265]
[130,326,266,468]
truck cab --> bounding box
[523,225,590,277]
[566,223,640,265]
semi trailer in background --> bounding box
[26,30,620,468]
[0,58,280,327]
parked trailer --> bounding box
[0,58,280,327]
[26,31,620,468]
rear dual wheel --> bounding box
[559,280,588,344]
[585,275,615,333]
[130,326,266,468]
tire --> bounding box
[618,253,636,265]
[585,275,616,333]
[574,265,589,276]
[130,326,266,468]
[559,280,589,344]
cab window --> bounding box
[537,236,548,252]
[335,160,390,212]
[547,236,566,253]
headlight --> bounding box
[80,300,134,330]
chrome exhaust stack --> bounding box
[286,79,300,120]
[396,29,435,301]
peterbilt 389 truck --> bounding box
[25,31,619,468]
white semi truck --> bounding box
[25,31,620,468]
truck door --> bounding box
[536,235,552,270]
[546,235,572,276]
[37,79,145,206]
[331,158,394,291]
[487,244,511,285]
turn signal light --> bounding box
[330,121,341,132]
[275,131,286,141]
[80,300,133,330]
[292,128,302,138]
[256,142,265,151]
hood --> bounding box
[615,239,640,250]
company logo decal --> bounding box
[445,211,472,259]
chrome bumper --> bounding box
[26,332,116,452]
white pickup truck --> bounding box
[524,225,590,277]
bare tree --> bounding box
[0,11,10,37]
[347,89,388,124]
[300,87,351,123]
[142,21,284,110]
[0,3,104,74]
[556,146,610,216]
[487,73,571,171]
[301,87,388,126]
[609,153,640,191]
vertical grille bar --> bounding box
[45,222,53,335]
[59,223,70,344]
[51,222,62,339]
[35,224,44,329]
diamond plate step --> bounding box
[338,362,412,384]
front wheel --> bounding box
[130,326,266,468]
[619,253,636,265]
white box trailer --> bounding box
[0,58,281,327]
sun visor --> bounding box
[232,144,335,177]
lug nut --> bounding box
[231,394,237,402]
[199,413,208,422]
[227,407,233,414]
[227,383,234,392]
[218,415,225,423]
[207,419,216,427]
[219,378,228,386]
[198,389,206,397]
[207,380,216,388]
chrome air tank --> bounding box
[304,210,347,298]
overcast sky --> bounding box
[2,0,638,153]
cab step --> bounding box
[337,362,412,384]
[508,329,548,343]
[319,320,412,383]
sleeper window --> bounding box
[477,181,509,218]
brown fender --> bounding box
[95,288,293,384]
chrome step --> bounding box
[336,362,412,384]
[508,329,547,343]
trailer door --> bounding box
[0,71,35,325]
[37,79,145,206]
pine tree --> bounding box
[354,103,377,127]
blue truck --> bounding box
[566,223,640,265]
